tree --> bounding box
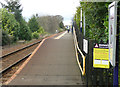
[55,15,64,24]
[1,8,21,45]
[59,21,64,29]
[1,0,23,22]
[18,18,32,41]
[37,15,64,34]
[28,15,39,32]
[1,8,20,41]
[1,0,32,43]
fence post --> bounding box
[92,69,97,86]
[99,69,104,86]
[87,40,94,86]
[105,69,109,86]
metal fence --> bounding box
[73,23,113,86]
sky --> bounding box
[0,0,80,25]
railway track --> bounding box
[0,39,42,83]
[1,40,42,59]
[1,53,31,75]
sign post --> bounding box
[109,1,117,67]
[108,1,119,86]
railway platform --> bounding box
[7,31,84,85]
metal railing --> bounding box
[73,26,86,76]
[73,23,113,86]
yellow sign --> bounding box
[93,48,109,68]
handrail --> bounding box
[73,27,86,76]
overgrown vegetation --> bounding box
[1,0,22,22]
[74,1,120,84]
[1,0,33,45]
[1,8,20,42]
[2,30,11,45]
[1,0,65,46]
[32,31,39,39]
[74,2,110,43]
[37,27,45,34]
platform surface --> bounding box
[8,32,83,85]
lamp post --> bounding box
[83,11,85,36]
[80,7,82,32]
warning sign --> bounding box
[94,43,99,48]
[93,48,109,68]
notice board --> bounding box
[93,48,109,68]
[108,1,118,66]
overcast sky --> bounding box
[0,0,80,25]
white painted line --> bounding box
[54,31,67,39]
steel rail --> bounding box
[1,40,42,59]
[0,40,42,77]
[0,53,32,77]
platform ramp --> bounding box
[8,32,83,85]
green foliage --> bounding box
[58,28,64,33]
[1,0,22,22]
[76,6,81,28]
[2,30,10,45]
[1,8,32,42]
[18,18,32,41]
[32,31,39,39]
[1,8,20,41]
[0,10,2,30]
[28,15,39,32]
[59,21,64,29]
[103,15,109,43]
[74,2,110,43]
[1,0,35,45]
[37,27,45,34]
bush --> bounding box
[58,28,64,33]
[2,30,11,46]
[32,31,39,39]
[37,27,45,34]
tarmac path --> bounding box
[7,31,83,85]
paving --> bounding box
[8,32,83,85]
